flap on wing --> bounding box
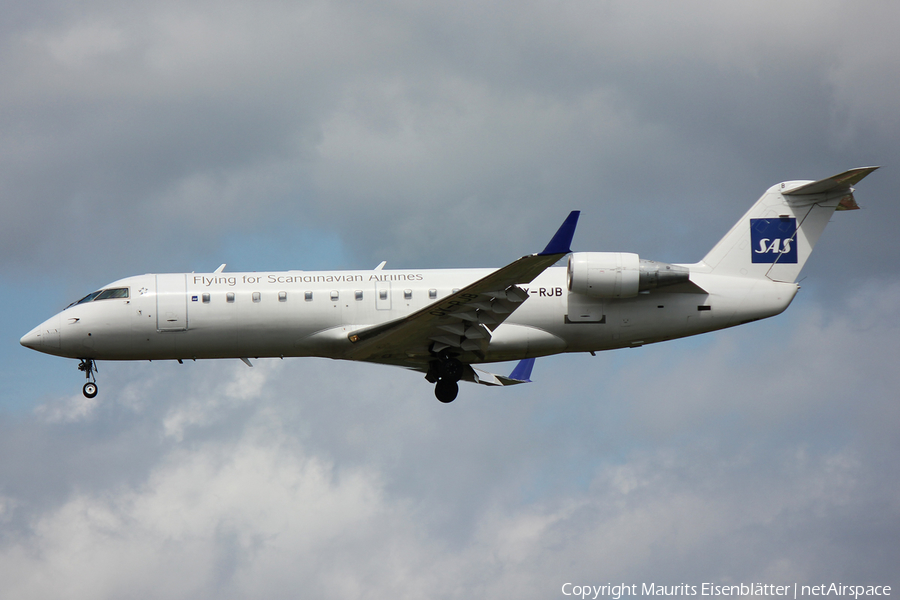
[469,358,535,387]
[783,166,879,196]
[345,212,580,364]
[346,251,560,355]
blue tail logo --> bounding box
[750,218,798,264]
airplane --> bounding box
[21,167,877,403]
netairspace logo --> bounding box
[560,582,892,600]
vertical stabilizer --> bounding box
[696,167,877,282]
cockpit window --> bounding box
[95,288,129,300]
[72,291,103,306]
[69,287,129,307]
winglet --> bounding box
[539,211,580,256]
[468,358,536,386]
[508,358,535,383]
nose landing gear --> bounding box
[78,359,98,398]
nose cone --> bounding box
[20,315,61,353]
[20,327,42,350]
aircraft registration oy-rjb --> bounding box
[22,167,878,403]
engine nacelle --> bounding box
[568,252,640,298]
[567,252,690,298]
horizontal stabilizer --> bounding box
[783,166,879,196]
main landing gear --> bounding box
[435,379,458,404]
[78,358,98,398]
[426,355,463,403]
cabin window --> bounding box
[379,290,388,300]
[404,289,412,300]
[305,291,313,301]
[355,290,363,301]
[226,292,235,303]
[278,291,287,302]
[330,290,339,301]
[429,289,437,299]
[202,293,210,303]
[252,292,261,303]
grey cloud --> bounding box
[3,0,898,281]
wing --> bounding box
[343,211,580,370]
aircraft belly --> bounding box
[557,279,798,353]
[162,319,327,359]
[554,293,711,352]
[484,324,566,361]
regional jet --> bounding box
[21,167,877,402]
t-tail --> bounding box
[695,167,879,282]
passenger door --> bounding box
[156,274,188,331]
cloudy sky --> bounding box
[2,0,899,598]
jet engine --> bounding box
[567,252,690,298]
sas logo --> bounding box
[750,218,798,264]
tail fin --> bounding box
[697,167,878,282]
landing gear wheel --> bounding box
[78,359,98,398]
[434,379,459,403]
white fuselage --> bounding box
[22,266,798,365]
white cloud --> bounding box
[34,393,100,423]
[0,428,399,599]
[162,360,275,440]
[3,281,898,598]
